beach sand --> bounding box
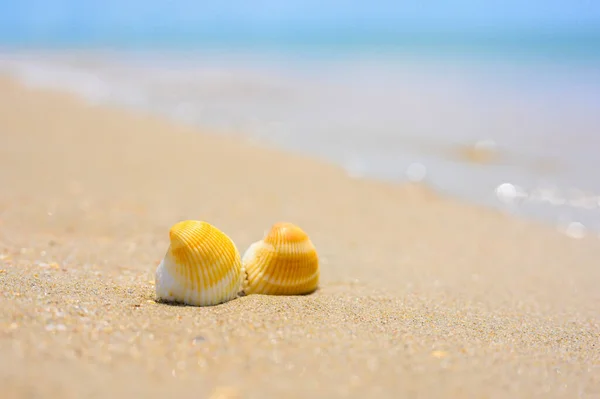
[0,76,599,398]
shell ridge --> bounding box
[221,236,241,300]
[186,224,204,303]
[224,259,241,301]
[204,225,221,290]
[217,251,233,302]
[213,229,232,291]
[257,246,272,293]
[214,233,234,303]
[244,241,267,294]
[214,236,241,303]
[219,250,232,303]
[259,264,318,287]
[203,228,218,290]
[226,257,241,300]
[189,244,200,294]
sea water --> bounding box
[1,31,599,236]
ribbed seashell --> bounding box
[155,220,244,306]
[242,222,319,296]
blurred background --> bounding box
[0,0,599,234]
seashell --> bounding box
[155,220,244,306]
[242,222,319,296]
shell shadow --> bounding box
[153,287,321,307]
[153,298,234,308]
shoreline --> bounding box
[2,50,599,236]
[1,76,600,398]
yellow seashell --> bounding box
[242,222,319,296]
[155,220,244,306]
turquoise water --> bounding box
[2,26,600,63]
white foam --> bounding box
[406,162,427,182]
[564,222,587,239]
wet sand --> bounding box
[0,76,599,398]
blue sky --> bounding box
[2,1,600,27]
[1,0,599,45]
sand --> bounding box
[0,76,599,399]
